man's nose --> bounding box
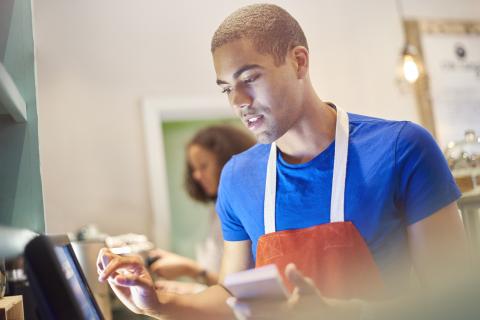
[193,170,202,182]
[230,87,253,110]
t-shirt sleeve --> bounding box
[395,122,461,225]
[215,158,250,241]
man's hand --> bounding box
[226,263,361,320]
[149,248,202,280]
[97,248,161,315]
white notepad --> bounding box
[224,264,289,299]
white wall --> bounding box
[33,0,480,240]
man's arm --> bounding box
[98,240,252,320]
[407,201,469,288]
[159,240,253,319]
[320,205,471,319]
[219,240,254,282]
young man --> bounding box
[98,4,468,319]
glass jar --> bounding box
[444,130,480,193]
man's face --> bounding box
[213,39,304,144]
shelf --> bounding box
[0,295,24,320]
[0,63,27,122]
[452,167,480,178]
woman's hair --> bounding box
[185,125,255,203]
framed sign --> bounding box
[404,20,480,149]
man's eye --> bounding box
[221,87,232,95]
[244,74,260,84]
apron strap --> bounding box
[264,142,278,234]
[263,106,350,233]
[330,107,349,222]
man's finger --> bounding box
[112,273,153,289]
[97,249,119,277]
[96,248,111,272]
[285,263,319,296]
[99,254,143,282]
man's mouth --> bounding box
[245,115,264,130]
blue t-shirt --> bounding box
[216,113,461,293]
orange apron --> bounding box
[255,107,384,300]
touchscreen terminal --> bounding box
[24,235,104,320]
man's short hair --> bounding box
[211,4,308,65]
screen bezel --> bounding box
[50,235,105,319]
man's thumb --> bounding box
[285,263,319,295]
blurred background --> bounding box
[2,0,480,271]
[30,0,480,253]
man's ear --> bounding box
[290,46,309,79]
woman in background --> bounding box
[148,125,255,293]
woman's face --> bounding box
[188,144,221,197]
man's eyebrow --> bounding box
[216,64,263,85]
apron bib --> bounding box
[255,106,384,299]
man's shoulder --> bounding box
[347,113,436,154]
[348,112,406,127]
[349,113,434,146]
[348,112,410,139]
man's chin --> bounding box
[255,132,276,145]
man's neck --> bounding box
[276,98,337,165]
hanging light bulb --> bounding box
[394,0,422,86]
[402,44,420,83]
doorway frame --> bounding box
[141,97,234,248]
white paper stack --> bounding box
[224,264,289,299]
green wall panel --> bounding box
[163,118,244,258]
[0,0,44,232]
